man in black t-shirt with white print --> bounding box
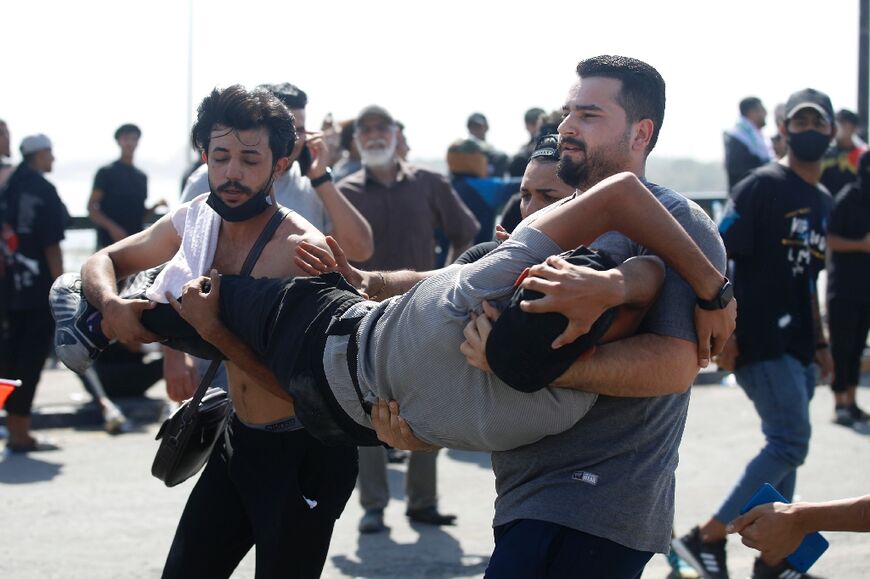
[1,134,68,452]
[675,89,836,579]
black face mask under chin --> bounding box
[787,130,830,162]
[206,174,275,222]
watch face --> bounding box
[720,282,734,307]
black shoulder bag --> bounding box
[151,207,289,487]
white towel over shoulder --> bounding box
[145,193,220,303]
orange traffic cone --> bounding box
[0,378,20,409]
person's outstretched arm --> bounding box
[727,495,870,564]
[531,172,723,306]
[82,215,181,345]
[527,172,734,364]
[460,255,666,373]
[306,133,374,261]
[295,236,446,300]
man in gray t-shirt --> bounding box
[157,169,725,453]
[471,56,730,579]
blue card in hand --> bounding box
[740,483,829,573]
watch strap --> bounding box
[310,168,333,188]
[697,278,733,310]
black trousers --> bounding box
[78,356,164,399]
[485,519,654,579]
[1,307,54,417]
[94,357,163,397]
[828,298,870,393]
[162,415,358,579]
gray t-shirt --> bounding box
[490,182,726,554]
[322,225,598,451]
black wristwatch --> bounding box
[309,167,333,188]
[697,278,734,310]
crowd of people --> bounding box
[1,53,868,579]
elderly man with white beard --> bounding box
[337,104,480,534]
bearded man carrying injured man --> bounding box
[54,165,734,451]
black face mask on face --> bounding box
[787,130,830,162]
[206,172,275,222]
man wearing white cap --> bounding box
[0,133,69,452]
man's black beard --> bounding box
[556,132,631,190]
[557,155,587,189]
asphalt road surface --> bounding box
[1,367,868,578]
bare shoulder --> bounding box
[280,210,328,250]
[252,210,328,278]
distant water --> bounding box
[51,159,449,272]
[54,175,184,218]
[55,173,183,273]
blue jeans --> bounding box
[714,355,815,524]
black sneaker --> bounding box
[834,405,855,427]
[50,273,110,373]
[750,557,824,579]
[849,402,870,423]
[672,526,729,579]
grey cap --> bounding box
[20,134,52,155]
[356,105,395,126]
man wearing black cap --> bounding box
[675,88,836,579]
[339,104,479,533]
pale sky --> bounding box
[2,0,863,212]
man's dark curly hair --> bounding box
[191,84,297,162]
[576,55,666,154]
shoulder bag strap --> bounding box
[184,207,291,415]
